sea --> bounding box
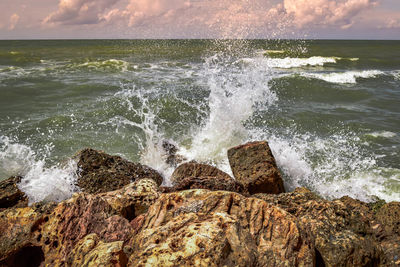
[0,39,399,204]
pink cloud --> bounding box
[43,0,120,25]
[9,13,20,30]
[284,0,379,28]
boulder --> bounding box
[0,176,28,211]
[39,193,132,265]
[128,189,314,266]
[169,176,247,194]
[75,148,163,194]
[170,162,232,186]
[227,141,285,194]
[255,188,383,266]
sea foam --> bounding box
[301,70,384,84]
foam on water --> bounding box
[301,70,385,84]
[366,131,397,138]
[264,56,337,68]
[0,136,78,204]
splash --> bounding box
[0,136,78,204]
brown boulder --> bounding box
[255,188,383,266]
[39,193,132,265]
[170,162,232,186]
[227,141,285,194]
[169,176,246,194]
[128,189,314,266]
[75,148,163,194]
[0,176,28,211]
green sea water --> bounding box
[0,39,399,203]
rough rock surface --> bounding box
[167,175,246,194]
[0,202,55,266]
[128,189,314,266]
[255,188,383,266]
[0,176,28,211]
[170,162,233,186]
[39,192,132,265]
[227,141,285,194]
[75,148,163,193]
[375,202,400,266]
[65,234,128,267]
[100,178,160,221]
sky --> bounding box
[0,0,399,39]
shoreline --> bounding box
[1,140,399,266]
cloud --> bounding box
[44,0,120,25]
[380,18,400,29]
[41,0,382,37]
[284,0,379,28]
[9,13,20,30]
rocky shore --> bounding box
[0,141,399,266]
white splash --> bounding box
[366,131,397,138]
[0,136,78,204]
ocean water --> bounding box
[0,39,399,203]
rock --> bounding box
[128,189,314,266]
[227,141,285,194]
[170,162,232,186]
[65,234,128,267]
[255,188,383,266]
[375,202,400,266]
[170,176,247,194]
[75,148,163,194]
[39,193,132,265]
[0,202,55,265]
[0,176,28,211]
[162,140,186,168]
[100,178,160,221]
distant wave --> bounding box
[300,70,385,84]
[66,59,130,72]
[366,131,397,138]
[266,56,337,68]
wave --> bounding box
[300,70,385,84]
[66,59,130,72]
[0,136,78,204]
[366,131,397,138]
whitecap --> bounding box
[301,70,384,84]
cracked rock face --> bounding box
[128,189,314,266]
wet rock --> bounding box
[128,189,314,266]
[170,162,232,186]
[375,202,400,266]
[0,176,28,211]
[162,139,186,167]
[227,141,285,194]
[65,234,128,267]
[255,188,383,266]
[100,178,160,221]
[0,202,55,265]
[39,193,132,265]
[75,148,163,194]
[170,176,247,194]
